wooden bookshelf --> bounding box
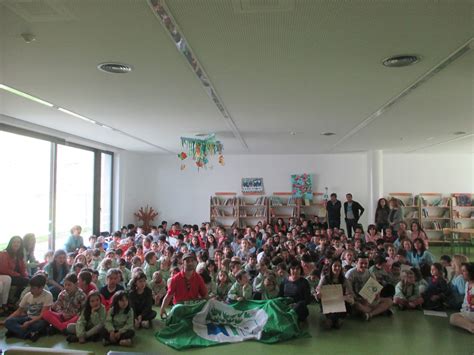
[419,193,451,241]
[388,192,420,224]
[210,193,238,230]
[269,192,297,224]
[450,193,474,230]
[299,192,327,222]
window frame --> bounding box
[0,124,114,249]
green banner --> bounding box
[156,298,307,350]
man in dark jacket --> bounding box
[344,193,365,239]
[326,193,342,229]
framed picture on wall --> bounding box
[242,178,264,194]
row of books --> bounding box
[210,197,237,206]
[240,196,267,206]
[452,210,474,219]
[421,208,450,218]
[270,196,297,206]
[210,207,238,217]
[422,221,450,230]
[240,207,268,217]
[451,195,473,207]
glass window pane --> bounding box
[55,145,94,250]
[0,131,51,259]
[100,152,113,233]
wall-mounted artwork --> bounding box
[291,173,313,201]
[242,178,264,194]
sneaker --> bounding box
[5,330,14,338]
[364,313,371,321]
[29,331,41,342]
[46,325,58,336]
[322,318,333,330]
[333,318,343,329]
[385,309,394,317]
[141,320,150,329]
[397,304,405,311]
[119,338,132,347]
[66,334,79,343]
[134,319,141,329]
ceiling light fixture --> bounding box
[382,55,419,68]
[453,131,466,135]
[57,107,96,124]
[0,82,173,153]
[330,38,473,151]
[0,84,54,107]
[321,132,336,136]
[97,62,133,74]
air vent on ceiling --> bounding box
[232,0,295,13]
[3,0,75,22]
[97,63,133,74]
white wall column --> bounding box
[367,150,383,225]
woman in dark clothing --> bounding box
[129,272,156,329]
[279,260,312,322]
[375,198,390,234]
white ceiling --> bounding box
[0,0,472,154]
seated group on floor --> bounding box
[0,217,473,347]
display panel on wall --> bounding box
[242,178,264,194]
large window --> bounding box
[0,127,114,258]
[55,145,95,250]
[0,131,51,257]
[100,152,113,233]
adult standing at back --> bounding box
[326,193,342,229]
[344,193,365,239]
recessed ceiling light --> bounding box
[453,131,466,135]
[382,55,419,68]
[97,62,133,74]
[290,131,296,136]
[320,132,336,136]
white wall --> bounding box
[118,152,474,230]
[143,154,369,227]
[115,151,156,228]
[383,153,474,194]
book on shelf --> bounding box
[454,194,473,207]
[270,196,283,206]
[211,207,237,217]
[288,197,297,206]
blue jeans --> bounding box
[5,316,48,339]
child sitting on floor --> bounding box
[394,269,424,310]
[78,270,97,295]
[227,270,252,302]
[215,270,232,301]
[262,273,279,300]
[42,273,86,333]
[422,263,450,310]
[129,272,156,329]
[66,291,106,343]
[100,268,124,311]
[102,291,135,347]
[149,271,167,306]
[3,275,52,341]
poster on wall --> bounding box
[291,173,313,202]
[242,178,264,194]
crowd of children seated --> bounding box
[0,213,473,347]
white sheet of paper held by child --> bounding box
[359,277,383,304]
[321,284,346,314]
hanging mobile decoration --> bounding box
[179,134,224,171]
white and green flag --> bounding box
[156,298,305,349]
